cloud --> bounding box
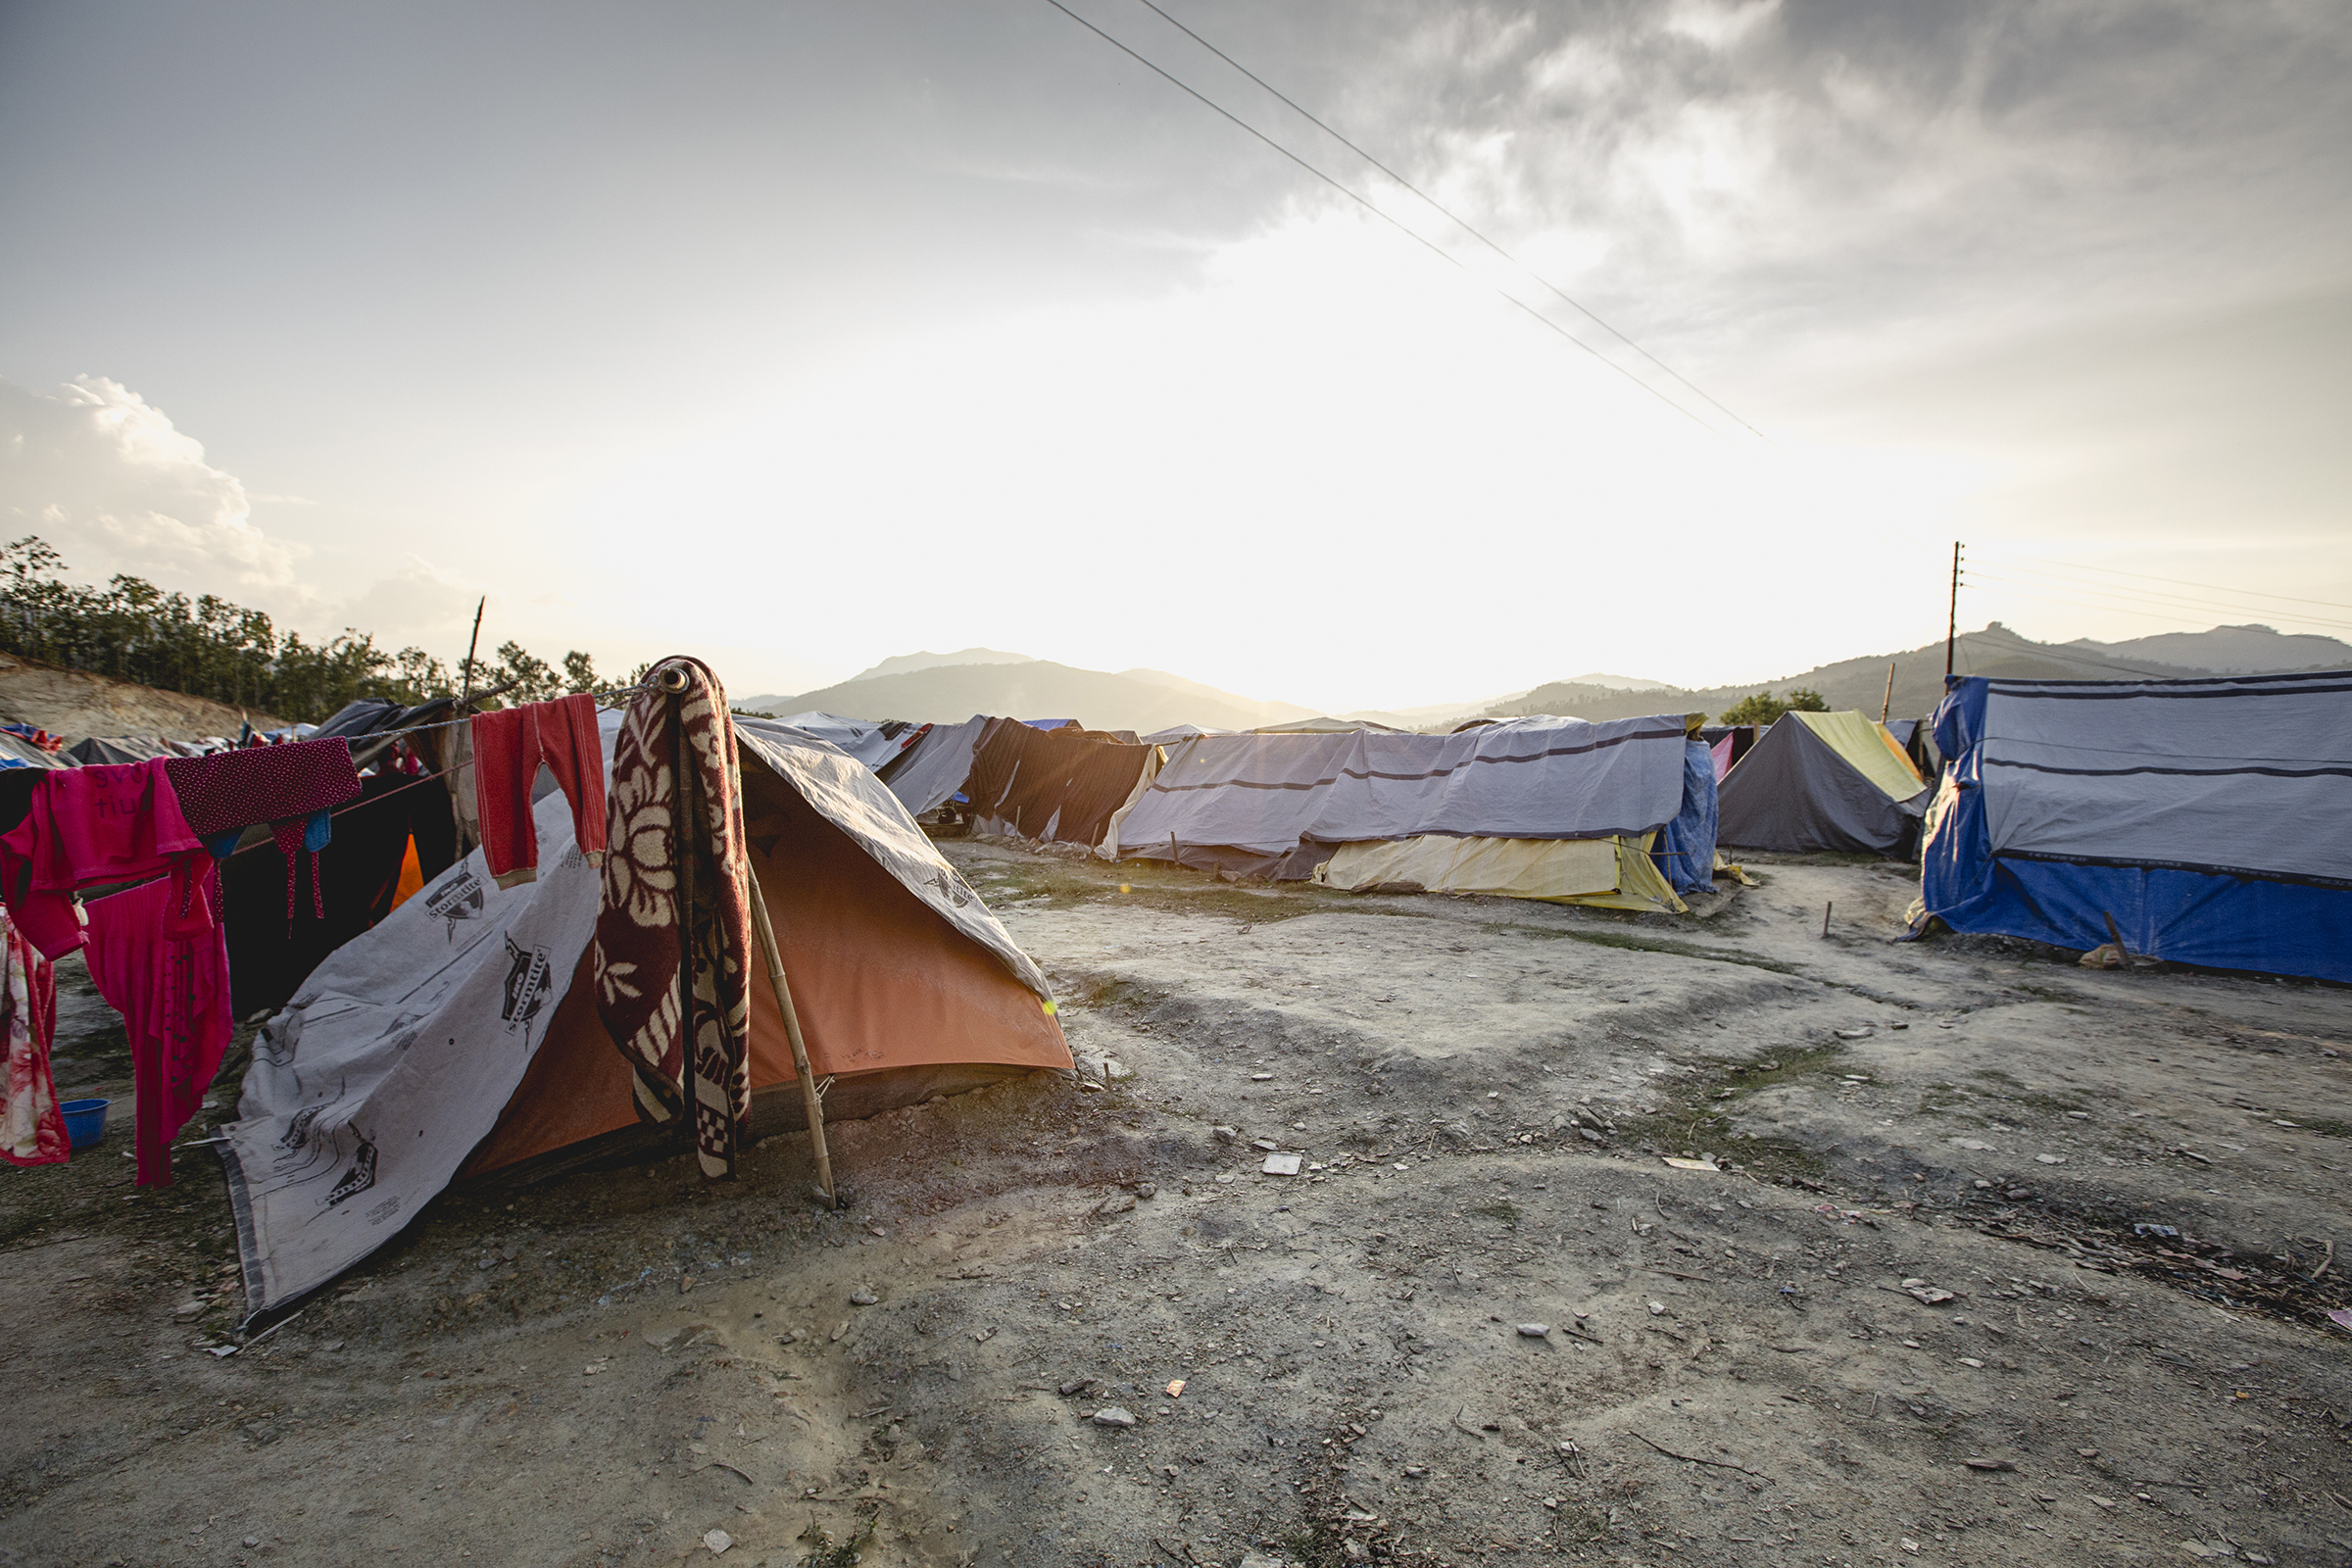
[0,374,302,592]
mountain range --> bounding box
[738,623,2352,734]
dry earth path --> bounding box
[1,846,2347,1568]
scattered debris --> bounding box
[1092,1406,1137,1428]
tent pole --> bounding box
[748,882,837,1207]
[1880,661,1895,724]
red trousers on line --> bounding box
[470,695,609,889]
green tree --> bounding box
[1716,688,1830,726]
[561,650,599,695]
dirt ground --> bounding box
[4,841,2350,1568]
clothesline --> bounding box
[284,680,660,752]
[220,762,454,859]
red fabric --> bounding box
[471,696,609,890]
[82,874,233,1187]
[166,738,362,920]
[0,761,209,959]
[0,915,64,1167]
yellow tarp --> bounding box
[1312,833,1687,913]
[1791,710,1926,802]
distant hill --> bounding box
[1483,622,2352,725]
[745,660,1310,734]
[843,648,1036,683]
[2081,625,2352,673]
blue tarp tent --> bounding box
[1919,669,2352,981]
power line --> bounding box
[1966,568,2352,635]
[1040,0,1729,439]
[1962,580,2350,650]
[1975,551,2352,616]
[1126,0,1772,445]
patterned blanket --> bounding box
[592,657,756,1180]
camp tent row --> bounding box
[220,692,1071,1316]
[864,710,1723,911]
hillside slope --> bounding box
[748,661,1296,733]
[0,653,284,741]
[1486,622,2352,724]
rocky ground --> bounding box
[3,843,2349,1568]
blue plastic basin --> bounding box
[60,1098,110,1151]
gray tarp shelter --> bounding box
[1717,710,1931,855]
[875,715,993,816]
[1115,714,1696,879]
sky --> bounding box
[2,0,2347,711]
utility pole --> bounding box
[459,596,486,707]
[1944,542,1964,678]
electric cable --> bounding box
[1042,0,1730,438]
[1125,0,1772,444]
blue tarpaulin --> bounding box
[1921,669,2352,982]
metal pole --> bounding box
[1944,542,1962,679]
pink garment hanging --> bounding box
[471,696,609,889]
[166,737,362,921]
[1710,735,1735,780]
[0,912,64,1168]
[82,873,233,1188]
[0,760,209,959]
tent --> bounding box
[765,711,921,771]
[1250,716,1405,735]
[875,715,994,817]
[220,713,1070,1316]
[1117,715,1718,908]
[1716,710,1929,855]
[962,718,1155,847]
[1918,669,2352,981]
[66,735,174,765]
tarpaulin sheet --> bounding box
[756,712,913,772]
[1115,714,1692,870]
[1315,832,1684,911]
[1791,710,1927,802]
[964,720,1154,847]
[1966,673,2352,885]
[875,715,991,816]
[1921,669,2352,980]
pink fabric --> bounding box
[0,914,64,1168]
[1710,735,1735,781]
[82,874,232,1188]
[0,761,209,959]
[471,696,609,890]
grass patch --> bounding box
[1470,1200,1522,1226]
[1602,1043,1851,1183]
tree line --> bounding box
[0,537,603,725]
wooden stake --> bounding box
[1821,901,1833,939]
[2100,909,2132,967]
[459,595,486,707]
[750,860,836,1206]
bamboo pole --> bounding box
[659,665,836,1204]
[748,881,837,1207]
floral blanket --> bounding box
[592,657,755,1180]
